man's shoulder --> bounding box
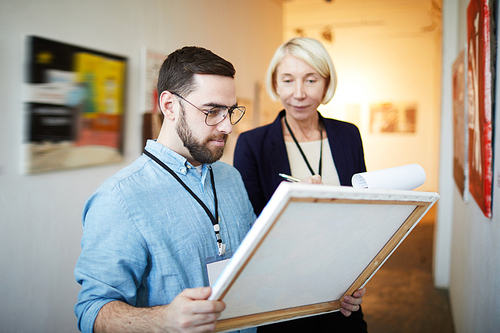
[211,161,248,189]
[96,155,152,194]
[211,160,241,177]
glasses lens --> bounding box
[205,108,226,126]
[230,107,245,125]
[204,106,246,126]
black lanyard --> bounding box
[143,149,226,256]
[284,114,323,177]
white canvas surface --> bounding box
[210,183,439,323]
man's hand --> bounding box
[164,287,226,332]
[94,287,225,333]
[340,287,365,317]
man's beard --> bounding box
[176,105,227,164]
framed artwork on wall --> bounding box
[452,48,469,202]
[140,48,165,148]
[369,102,417,133]
[24,36,127,174]
[467,0,493,217]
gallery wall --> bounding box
[0,1,282,332]
[442,0,500,332]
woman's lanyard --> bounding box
[143,149,226,256]
[284,114,323,177]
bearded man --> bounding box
[74,46,255,333]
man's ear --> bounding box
[159,91,177,121]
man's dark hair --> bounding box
[157,46,236,98]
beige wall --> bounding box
[0,1,282,331]
[283,0,441,192]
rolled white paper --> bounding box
[351,164,426,190]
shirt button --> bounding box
[180,167,186,173]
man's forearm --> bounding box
[93,287,223,333]
[94,301,164,333]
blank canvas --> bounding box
[210,182,439,332]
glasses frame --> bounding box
[172,92,246,126]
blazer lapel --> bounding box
[269,110,291,176]
[321,113,350,186]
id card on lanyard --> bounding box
[207,258,231,286]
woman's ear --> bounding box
[159,91,176,121]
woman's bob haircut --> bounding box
[265,37,337,105]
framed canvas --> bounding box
[209,182,439,332]
[467,0,493,217]
[24,36,127,174]
[140,47,165,148]
[452,48,469,201]
[369,102,417,133]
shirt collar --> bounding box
[144,140,212,178]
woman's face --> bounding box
[275,54,327,121]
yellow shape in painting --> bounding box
[36,51,53,64]
[75,52,125,116]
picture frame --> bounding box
[452,48,469,202]
[466,0,493,217]
[24,36,127,174]
[209,182,439,332]
[369,102,417,133]
[140,47,165,147]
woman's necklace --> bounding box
[284,114,323,177]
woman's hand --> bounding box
[340,287,366,317]
[299,175,323,184]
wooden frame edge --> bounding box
[214,197,435,332]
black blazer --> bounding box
[234,110,366,216]
[233,110,369,332]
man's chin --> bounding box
[191,147,225,164]
[211,148,225,163]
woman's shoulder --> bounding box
[322,116,361,134]
[322,115,355,126]
[238,113,282,141]
[239,122,274,138]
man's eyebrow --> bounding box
[203,102,239,109]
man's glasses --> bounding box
[172,93,246,126]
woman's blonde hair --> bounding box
[265,37,337,104]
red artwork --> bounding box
[467,0,493,217]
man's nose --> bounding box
[216,113,233,135]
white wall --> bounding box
[442,0,500,332]
[0,1,282,332]
[434,0,458,290]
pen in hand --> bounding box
[279,173,301,183]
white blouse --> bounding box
[285,138,340,186]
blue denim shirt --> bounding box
[75,140,257,333]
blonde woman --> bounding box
[234,37,368,332]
